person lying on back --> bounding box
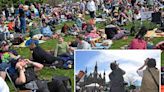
[9,58,67,92]
[29,43,59,65]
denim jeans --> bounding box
[20,17,26,34]
[3,31,10,40]
[0,62,10,71]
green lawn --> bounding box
[7,28,75,91]
[6,15,164,91]
[7,37,75,92]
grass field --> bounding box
[6,15,164,91]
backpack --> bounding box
[25,39,39,46]
[51,76,72,92]
[11,37,24,45]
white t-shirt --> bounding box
[0,77,9,92]
[0,25,9,33]
[10,7,15,13]
[77,40,91,49]
[87,1,96,12]
[96,0,100,5]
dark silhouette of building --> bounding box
[77,62,106,91]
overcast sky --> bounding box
[75,50,161,86]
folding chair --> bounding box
[5,67,36,92]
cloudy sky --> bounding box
[75,50,161,86]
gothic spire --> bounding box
[85,67,87,74]
[94,61,98,73]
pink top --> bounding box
[85,30,99,38]
[129,39,147,49]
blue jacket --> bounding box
[41,26,53,37]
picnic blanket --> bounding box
[92,43,111,49]
[13,37,46,48]
[92,40,113,49]
[145,30,164,37]
[141,11,153,21]
[96,18,106,22]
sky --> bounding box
[75,50,161,86]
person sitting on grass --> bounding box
[40,22,54,38]
[85,21,94,33]
[7,19,15,31]
[137,58,159,92]
[29,22,43,40]
[118,7,131,25]
[76,35,91,49]
[89,31,113,49]
[54,36,74,59]
[9,58,67,92]
[75,14,83,30]
[0,21,10,40]
[69,24,79,35]
[145,37,155,49]
[129,26,148,49]
[85,27,100,40]
[29,22,49,40]
[61,24,70,35]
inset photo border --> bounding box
[75,50,161,92]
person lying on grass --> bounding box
[9,58,68,92]
[29,43,60,65]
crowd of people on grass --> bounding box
[0,0,163,51]
[0,2,76,92]
[0,0,163,91]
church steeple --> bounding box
[103,70,106,85]
[85,67,87,74]
[104,70,106,77]
[94,61,98,73]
